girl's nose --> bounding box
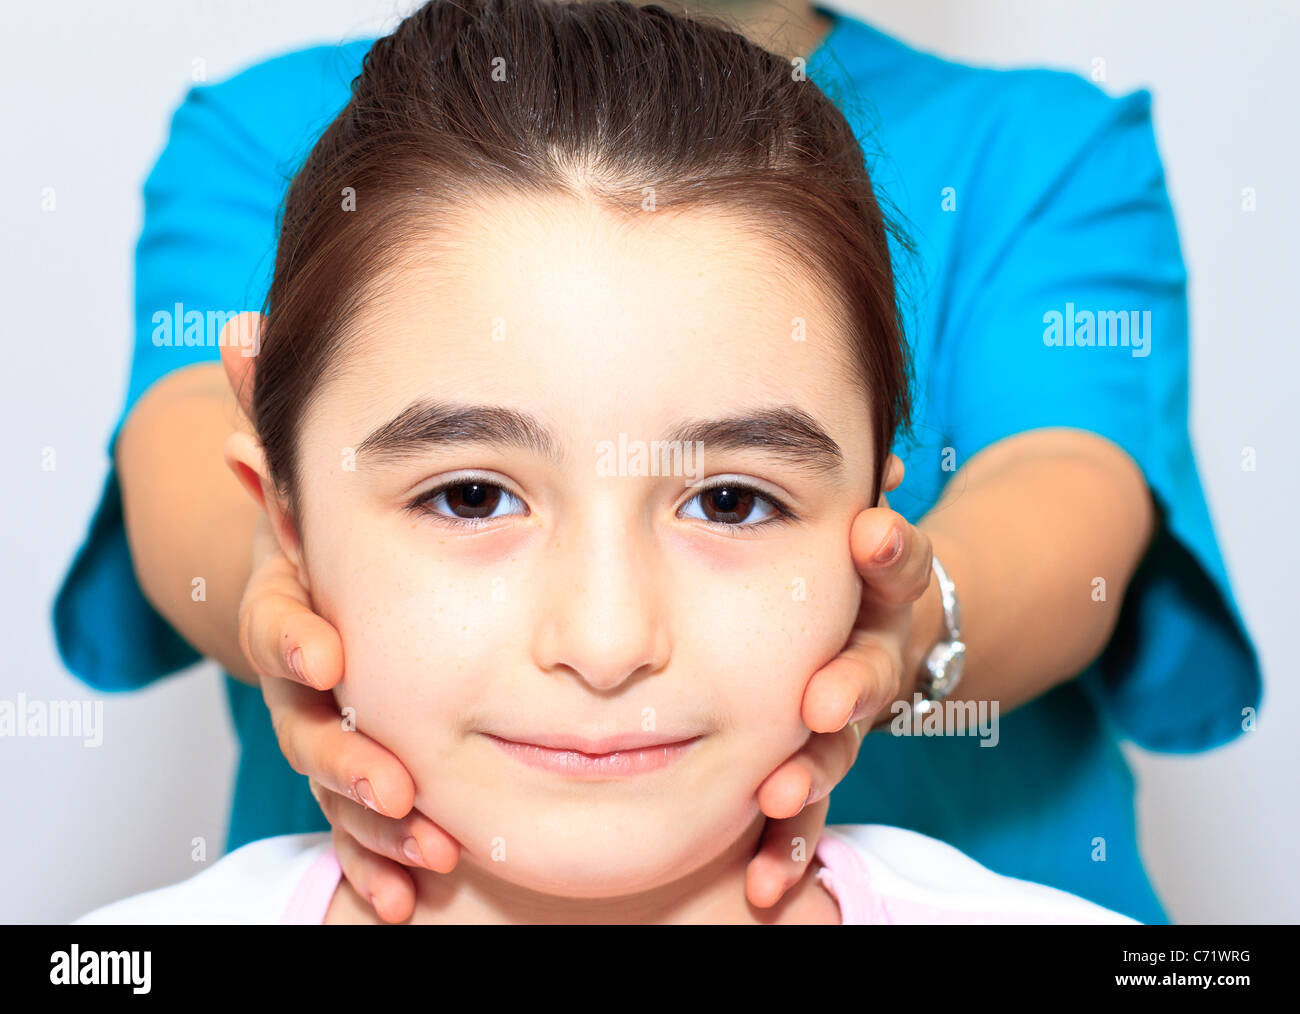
[531,512,671,693]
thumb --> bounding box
[849,507,934,606]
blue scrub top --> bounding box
[53,6,1261,925]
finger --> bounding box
[239,558,344,691]
[753,712,866,821]
[333,826,417,924]
[308,779,460,874]
[760,720,865,819]
[801,636,899,733]
[216,311,262,419]
[881,453,905,495]
[755,755,814,821]
[261,674,416,819]
[745,796,832,909]
[799,719,869,807]
[849,507,934,605]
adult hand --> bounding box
[744,454,936,908]
[240,513,460,921]
[222,313,459,924]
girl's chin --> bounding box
[454,846,715,901]
[431,800,766,900]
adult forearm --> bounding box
[115,362,260,685]
[900,427,1157,714]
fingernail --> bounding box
[401,836,424,866]
[355,778,380,813]
[873,527,902,565]
[287,646,309,685]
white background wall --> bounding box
[1,0,1294,922]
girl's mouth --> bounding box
[482,732,703,778]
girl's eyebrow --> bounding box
[665,407,845,475]
[356,401,845,475]
[357,402,562,465]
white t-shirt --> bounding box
[74,825,1139,925]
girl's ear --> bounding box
[216,312,305,571]
[217,311,263,420]
[223,430,304,572]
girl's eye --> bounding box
[410,480,526,524]
[408,477,789,530]
[679,483,786,528]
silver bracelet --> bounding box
[916,553,965,715]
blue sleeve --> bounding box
[930,76,1262,752]
[52,44,366,691]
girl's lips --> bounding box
[484,733,702,778]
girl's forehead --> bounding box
[311,303,866,457]
[293,195,871,462]
[366,193,834,332]
[323,203,856,393]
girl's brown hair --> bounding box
[254,0,913,515]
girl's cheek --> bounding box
[316,542,519,739]
[671,533,861,743]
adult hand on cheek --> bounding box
[219,313,460,924]
[744,454,936,909]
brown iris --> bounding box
[442,482,503,519]
[699,486,755,524]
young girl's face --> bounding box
[285,193,876,897]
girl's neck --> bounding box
[324,813,842,924]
